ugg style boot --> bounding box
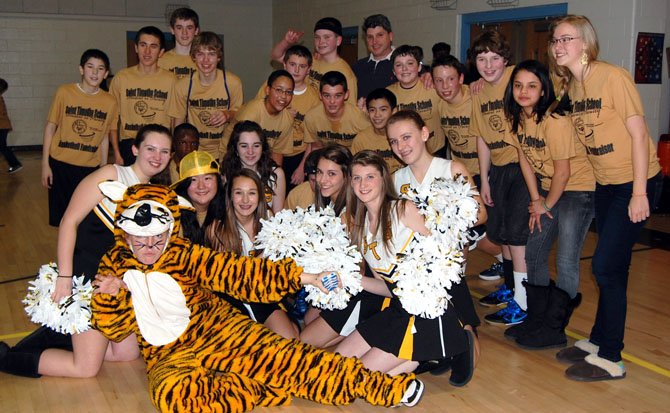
[516,285,581,350]
[504,280,552,340]
[0,343,42,378]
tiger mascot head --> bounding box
[98,181,194,251]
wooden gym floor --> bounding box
[1,152,669,412]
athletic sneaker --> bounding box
[467,225,487,251]
[484,300,527,326]
[8,164,23,174]
[478,261,503,281]
[478,283,513,307]
[396,379,424,407]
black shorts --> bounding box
[321,290,390,336]
[486,163,530,246]
[216,292,283,324]
[48,157,97,227]
[282,151,304,193]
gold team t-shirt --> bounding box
[438,85,479,175]
[387,81,445,154]
[304,102,370,148]
[220,97,294,157]
[168,69,243,159]
[308,57,358,101]
[505,114,595,191]
[158,50,197,80]
[469,66,518,166]
[254,83,321,156]
[286,181,315,210]
[351,126,404,173]
[109,66,175,140]
[568,61,660,184]
[47,83,119,167]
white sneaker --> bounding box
[395,379,424,407]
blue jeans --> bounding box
[589,173,662,362]
[525,190,595,298]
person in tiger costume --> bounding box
[90,181,424,412]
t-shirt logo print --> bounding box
[488,114,504,132]
[134,101,155,120]
[72,119,94,138]
[198,111,211,125]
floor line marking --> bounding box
[470,289,670,378]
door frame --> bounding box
[459,3,568,62]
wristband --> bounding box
[632,193,647,197]
[57,275,73,278]
[542,201,552,212]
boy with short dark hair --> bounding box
[351,88,402,173]
[169,123,199,183]
[158,7,200,79]
[168,32,243,160]
[271,17,358,100]
[303,71,369,150]
[468,30,529,325]
[432,55,504,282]
[109,26,175,165]
[285,148,321,210]
[41,49,119,226]
[387,45,444,155]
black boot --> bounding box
[516,285,581,350]
[504,280,552,340]
[0,345,42,378]
[13,326,72,352]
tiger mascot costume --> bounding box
[91,182,423,412]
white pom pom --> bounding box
[392,175,479,318]
[23,263,93,334]
[256,206,362,310]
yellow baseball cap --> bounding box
[171,150,220,188]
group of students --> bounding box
[0,6,663,411]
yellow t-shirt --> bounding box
[109,66,175,140]
[220,97,294,157]
[47,83,119,167]
[438,85,479,175]
[254,84,320,156]
[304,102,370,148]
[308,57,358,101]
[168,69,244,159]
[285,181,315,210]
[158,50,197,80]
[506,114,595,191]
[387,81,445,154]
[351,126,404,173]
[469,66,518,166]
[568,61,660,184]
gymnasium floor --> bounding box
[1,152,668,412]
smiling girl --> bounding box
[1,124,172,378]
[501,60,595,352]
[221,120,286,213]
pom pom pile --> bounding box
[393,175,479,319]
[23,263,93,334]
[256,205,363,310]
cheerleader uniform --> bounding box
[355,201,468,361]
[394,157,480,328]
[73,165,140,281]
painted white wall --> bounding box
[272,0,669,141]
[0,0,273,146]
[1,0,666,146]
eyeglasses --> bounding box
[549,36,580,46]
[271,87,294,97]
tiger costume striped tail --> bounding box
[91,183,415,412]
